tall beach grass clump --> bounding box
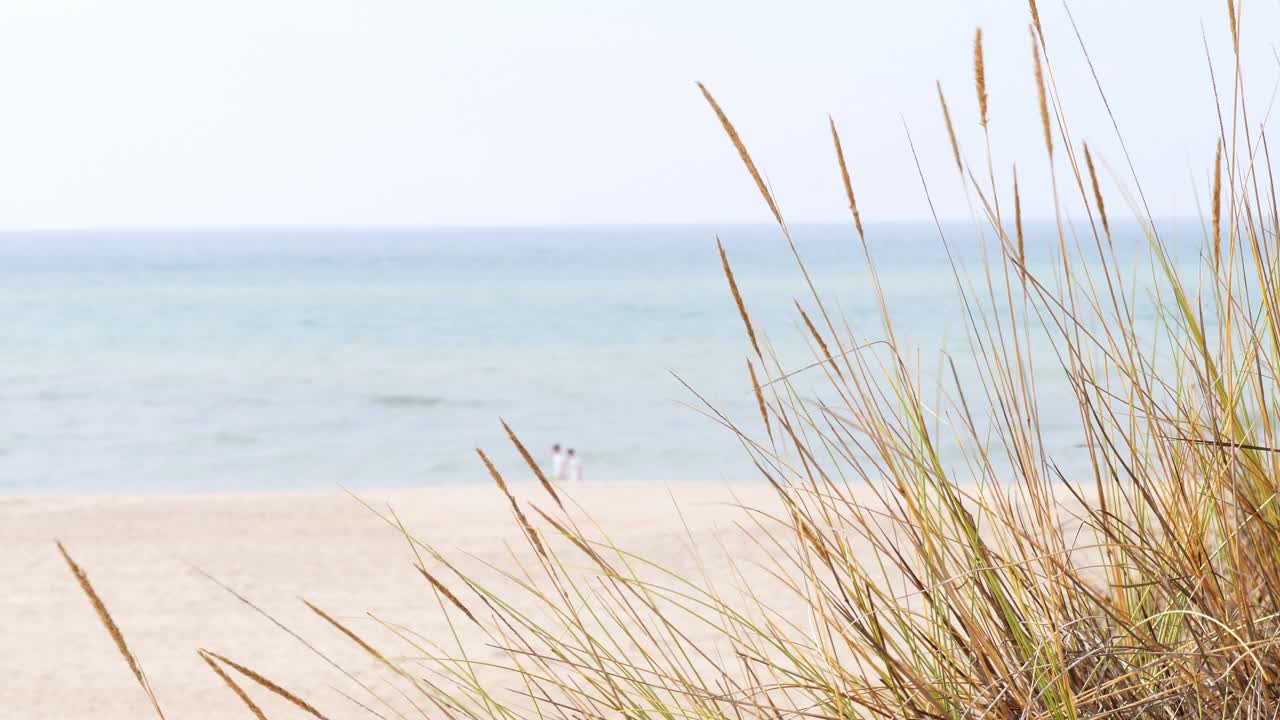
[64,2,1280,717]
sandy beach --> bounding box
[2,482,793,719]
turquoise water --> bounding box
[0,223,1202,493]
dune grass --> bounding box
[60,2,1280,718]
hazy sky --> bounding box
[0,1,1275,229]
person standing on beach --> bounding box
[567,449,583,483]
[551,444,566,483]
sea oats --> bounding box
[795,512,833,568]
[796,300,843,381]
[502,418,563,509]
[746,358,773,444]
[717,235,762,361]
[303,600,390,665]
[1213,139,1223,265]
[1014,165,1025,284]
[698,82,783,226]
[1227,0,1239,54]
[1032,28,1052,158]
[937,82,963,173]
[829,117,864,241]
[58,541,165,719]
[416,564,480,626]
[974,28,988,129]
[197,651,267,720]
[1083,142,1109,237]
[477,448,546,558]
[531,505,611,572]
[205,651,330,720]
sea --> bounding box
[0,222,1204,494]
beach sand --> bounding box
[2,483,796,719]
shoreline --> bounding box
[0,478,764,500]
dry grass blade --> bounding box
[415,564,480,626]
[698,82,783,226]
[1228,0,1239,53]
[1032,27,1053,158]
[716,235,763,361]
[530,505,611,572]
[937,81,963,172]
[204,650,331,720]
[1213,139,1223,264]
[1160,435,1280,453]
[746,357,773,443]
[501,418,563,510]
[974,28,988,128]
[1013,165,1024,265]
[1082,142,1109,237]
[1028,0,1043,39]
[795,300,844,381]
[303,600,391,665]
[198,650,268,720]
[476,447,547,558]
[1014,165,1027,293]
[56,541,166,720]
[829,117,864,241]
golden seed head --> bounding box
[698,82,783,227]
[1212,140,1223,264]
[830,117,864,242]
[974,28,988,129]
[1032,28,1052,158]
[717,235,762,361]
[1083,142,1109,238]
[937,82,963,173]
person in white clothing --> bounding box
[567,448,583,483]
[551,444,566,483]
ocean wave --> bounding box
[36,389,89,403]
[371,393,448,409]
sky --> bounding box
[0,1,1276,229]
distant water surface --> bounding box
[0,223,1203,493]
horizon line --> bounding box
[0,216,1204,234]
